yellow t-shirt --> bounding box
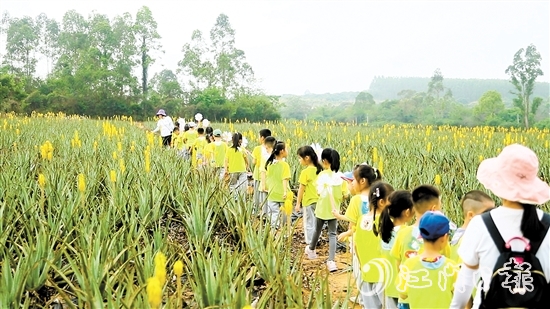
[315,170,345,220]
[380,225,403,299]
[397,256,459,309]
[266,161,291,202]
[208,141,228,168]
[192,136,208,166]
[344,194,369,224]
[252,145,263,180]
[225,147,247,173]
[172,132,184,150]
[390,225,452,263]
[298,165,319,206]
[183,130,198,148]
[355,215,383,283]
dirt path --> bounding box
[293,218,363,308]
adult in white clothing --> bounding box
[151,109,174,148]
[450,144,550,309]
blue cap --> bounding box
[341,171,354,181]
[419,211,450,240]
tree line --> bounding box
[0,7,281,121]
[281,46,549,129]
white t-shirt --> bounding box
[458,206,550,309]
[152,116,174,137]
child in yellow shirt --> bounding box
[192,127,208,167]
[265,140,291,229]
[295,145,323,245]
[260,137,276,214]
[377,190,414,309]
[252,129,271,213]
[206,129,228,180]
[391,185,451,309]
[304,148,347,273]
[224,132,248,198]
[397,211,459,309]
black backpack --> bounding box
[480,211,550,309]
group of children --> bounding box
[243,127,499,309]
[156,115,498,309]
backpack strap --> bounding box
[481,212,507,253]
[528,212,550,255]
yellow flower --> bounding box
[112,151,117,160]
[78,173,86,193]
[154,252,167,285]
[145,150,151,173]
[109,170,117,183]
[281,192,294,216]
[119,159,126,173]
[173,260,184,277]
[146,276,162,309]
[435,174,441,186]
[242,306,253,309]
[426,142,432,153]
[38,173,46,189]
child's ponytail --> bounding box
[320,148,340,172]
[297,146,323,174]
[231,132,243,152]
[265,141,286,170]
[377,190,414,243]
[377,207,394,242]
[369,181,394,236]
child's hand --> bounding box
[338,231,350,242]
[331,208,339,217]
[295,204,301,213]
[283,192,287,199]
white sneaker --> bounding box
[327,260,338,272]
[304,246,318,259]
[349,296,363,305]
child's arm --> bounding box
[337,222,354,241]
[282,178,289,199]
[295,184,305,212]
[332,210,351,222]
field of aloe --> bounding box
[1,112,549,308]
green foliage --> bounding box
[368,76,549,104]
[0,73,27,112]
[473,90,505,125]
[505,44,544,128]
[0,9,280,122]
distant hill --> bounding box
[368,76,550,104]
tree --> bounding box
[135,6,161,98]
[35,13,60,75]
[505,44,544,128]
[209,14,254,97]
[179,14,255,98]
[150,69,183,99]
[473,91,505,124]
[353,91,375,123]
[3,16,39,82]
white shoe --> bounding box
[305,246,318,259]
[327,260,338,272]
[349,296,363,304]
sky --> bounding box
[1,0,549,95]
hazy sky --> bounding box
[1,0,549,95]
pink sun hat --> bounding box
[477,144,550,205]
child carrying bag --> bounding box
[479,211,550,309]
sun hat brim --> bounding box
[477,155,550,205]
